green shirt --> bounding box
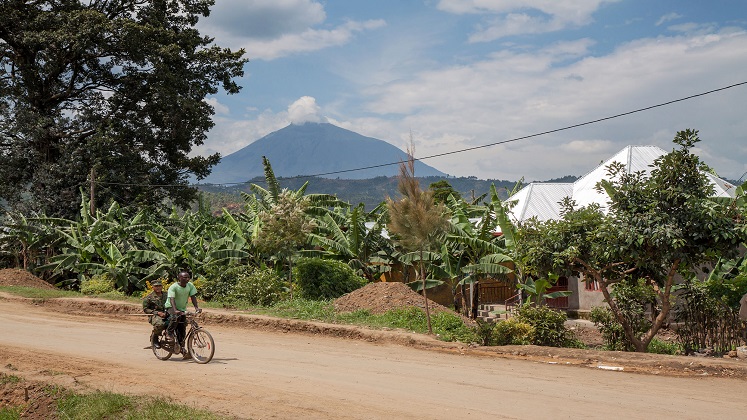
[164,282,197,311]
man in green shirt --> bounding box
[165,270,201,354]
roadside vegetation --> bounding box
[1,132,746,355]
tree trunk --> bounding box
[420,249,433,335]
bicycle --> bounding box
[152,311,215,364]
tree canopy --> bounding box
[0,0,246,217]
[516,129,746,351]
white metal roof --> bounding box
[508,145,738,223]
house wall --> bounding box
[567,274,607,318]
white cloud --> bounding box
[199,1,385,60]
[656,12,683,26]
[204,98,230,115]
[436,0,619,40]
[288,96,324,124]
[240,19,386,61]
[353,29,747,180]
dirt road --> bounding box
[1,298,744,419]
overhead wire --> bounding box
[94,81,747,188]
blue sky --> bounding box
[193,0,747,182]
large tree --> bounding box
[517,130,745,351]
[0,0,246,217]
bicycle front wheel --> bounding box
[187,329,215,364]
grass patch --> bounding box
[0,286,80,299]
[0,373,21,385]
[57,391,223,420]
[647,338,683,355]
[0,406,22,420]
[242,298,477,343]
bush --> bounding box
[647,338,683,355]
[229,267,287,306]
[493,318,535,346]
[516,304,574,347]
[590,306,631,351]
[591,279,658,351]
[199,266,243,301]
[431,311,476,343]
[80,274,116,295]
[293,258,367,300]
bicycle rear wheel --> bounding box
[187,329,215,364]
[152,332,173,361]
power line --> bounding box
[95,81,747,188]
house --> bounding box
[507,145,738,317]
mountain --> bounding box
[200,122,446,184]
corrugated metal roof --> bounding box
[508,145,736,223]
[509,183,573,222]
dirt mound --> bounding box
[0,269,55,289]
[334,281,460,317]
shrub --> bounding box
[431,311,476,343]
[590,306,630,351]
[493,318,535,346]
[80,274,116,295]
[647,338,683,355]
[228,267,287,306]
[674,279,744,355]
[474,319,496,346]
[516,304,574,347]
[199,266,243,301]
[293,258,367,300]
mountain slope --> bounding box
[202,122,446,184]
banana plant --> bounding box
[518,274,572,306]
[305,202,390,280]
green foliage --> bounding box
[80,273,116,295]
[57,391,133,419]
[0,374,21,385]
[590,280,656,351]
[0,406,22,419]
[228,267,287,306]
[516,304,574,347]
[647,338,683,355]
[493,318,535,346]
[0,1,246,217]
[430,311,477,343]
[0,286,80,299]
[293,258,367,300]
[674,279,744,354]
[57,391,222,420]
[429,180,462,204]
[515,130,747,351]
[590,306,631,351]
[199,266,243,302]
[473,319,497,346]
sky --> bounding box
[192,0,747,182]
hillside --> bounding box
[196,175,578,211]
[201,122,446,184]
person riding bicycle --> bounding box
[165,270,201,355]
[142,279,168,349]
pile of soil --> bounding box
[0,269,55,289]
[334,281,462,317]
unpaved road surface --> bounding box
[1,298,745,419]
